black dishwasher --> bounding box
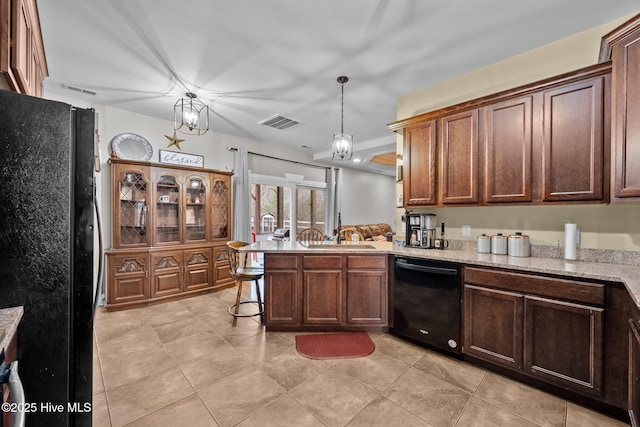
[392,256,462,356]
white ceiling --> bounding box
[38,0,638,175]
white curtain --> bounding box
[231,148,251,242]
[325,167,341,235]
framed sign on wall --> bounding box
[159,149,204,168]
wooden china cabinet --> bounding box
[106,158,233,310]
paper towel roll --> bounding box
[564,223,577,260]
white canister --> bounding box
[491,233,508,255]
[507,232,531,257]
[477,234,491,253]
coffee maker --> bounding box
[405,211,437,248]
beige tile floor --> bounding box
[92,287,630,427]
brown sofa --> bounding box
[346,223,393,241]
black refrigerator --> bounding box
[0,89,95,426]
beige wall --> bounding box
[395,13,640,251]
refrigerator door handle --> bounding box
[9,361,26,427]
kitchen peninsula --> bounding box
[243,240,640,420]
[245,240,640,309]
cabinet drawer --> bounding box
[464,267,604,305]
[347,255,386,269]
[265,254,298,269]
[303,255,342,269]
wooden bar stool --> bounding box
[226,241,264,326]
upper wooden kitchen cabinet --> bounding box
[439,109,480,204]
[541,75,609,202]
[483,96,533,203]
[389,62,612,206]
[0,0,48,96]
[106,159,233,310]
[402,120,437,206]
[601,14,640,202]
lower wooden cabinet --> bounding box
[463,267,605,397]
[524,296,603,395]
[151,251,184,298]
[107,253,150,308]
[303,255,343,325]
[185,248,213,291]
[464,285,524,369]
[150,248,214,298]
[213,246,233,289]
[263,253,388,331]
[630,312,640,426]
[107,244,230,310]
[264,254,301,326]
[346,255,388,325]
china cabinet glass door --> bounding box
[155,174,181,244]
[211,176,230,240]
[118,171,149,246]
[185,175,207,242]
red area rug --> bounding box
[295,332,375,360]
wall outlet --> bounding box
[462,225,471,237]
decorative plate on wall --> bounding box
[111,133,153,161]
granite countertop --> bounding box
[0,306,23,355]
[243,240,640,307]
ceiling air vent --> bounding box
[258,114,300,130]
[61,83,99,96]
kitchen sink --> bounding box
[303,243,376,249]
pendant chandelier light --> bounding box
[174,92,209,135]
[332,76,353,160]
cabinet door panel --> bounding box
[303,270,342,324]
[153,172,182,245]
[542,78,605,201]
[524,296,603,396]
[12,0,32,94]
[151,252,183,297]
[630,318,640,425]
[184,248,212,291]
[403,121,437,206]
[613,33,640,199]
[484,96,533,203]
[463,285,523,369]
[112,165,151,248]
[265,269,300,325]
[213,246,233,289]
[211,176,231,240]
[108,254,149,305]
[440,110,479,204]
[183,174,209,243]
[347,270,387,324]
